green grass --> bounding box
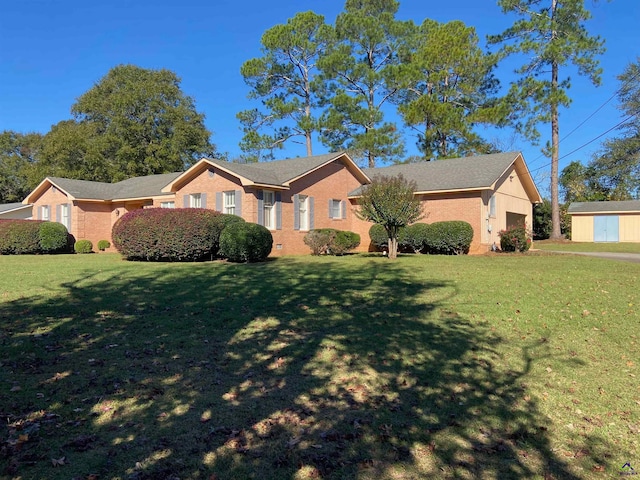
[1,252,638,479]
[535,239,640,253]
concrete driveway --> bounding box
[546,251,640,263]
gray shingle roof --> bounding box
[0,202,31,214]
[48,172,181,201]
[349,152,521,196]
[568,200,640,214]
[208,152,349,186]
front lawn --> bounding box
[0,253,638,479]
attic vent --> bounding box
[52,186,57,193]
[208,169,215,178]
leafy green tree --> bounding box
[488,0,605,239]
[397,19,507,160]
[238,11,331,162]
[355,174,423,259]
[39,65,215,183]
[588,59,640,199]
[559,160,607,203]
[318,0,408,167]
[0,131,43,203]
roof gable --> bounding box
[163,152,370,192]
[349,152,541,203]
[23,173,181,204]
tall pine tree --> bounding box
[489,0,605,238]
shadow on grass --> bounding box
[0,256,612,479]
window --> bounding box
[330,199,341,219]
[190,193,202,208]
[261,191,275,229]
[60,204,70,229]
[298,195,308,231]
[41,205,50,221]
[160,201,175,209]
[489,195,496,218]
[224,191,236,214]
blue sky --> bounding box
[1,0,638,194]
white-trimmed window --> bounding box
[263,191,275,229]
[330,199,342,219]
[161,201,175,209]
[224,191,236,215]
[41,205,50,221]
[298,195,309,231]
[60,204,70,230]
[190,193,202,208]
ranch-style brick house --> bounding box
[22,151,541,256]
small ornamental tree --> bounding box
[355,174,423,259]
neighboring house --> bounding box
[0,202,33,220]
[350,151,542,253]
[568,200,640,243]
[21,151,541,256]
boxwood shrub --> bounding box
[97,240,111,251]
[219,222,273,262]
[425,221,474,255]
[304,228,360,255]
[38,222,70,253]
[112,208,224,261]
[74,239,93,254]
[0,219,69,255]
[210,214,245,257]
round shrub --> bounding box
[219,222,273,262]
[210,214,245,257]
[112,208,223,261]
[401,223,431,253]
[97,240,111,251]
[425,221,474,255]
[39,221,70,253]
[369,224,388,250]
[499,224,532,252]
[74,239,93,254]
[332,230,360,255]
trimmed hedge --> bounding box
[112,208,225,261]
[369,223,430,253]
[74,239,93,254]
[304,228,360,255]
[425,221,473,255]
[219,222,272,262]
[0,219,69,255]
[401,223,431,253]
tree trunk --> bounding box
[550,0,562,239]
[388,236,398,259]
